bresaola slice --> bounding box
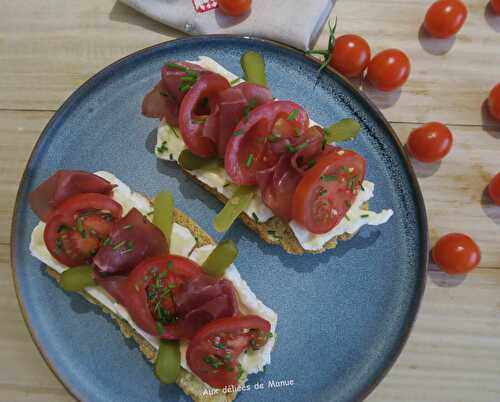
[28,170,114,222]
[142,80,180,126]
[94,208,168,275]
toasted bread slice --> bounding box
[182,169,368,255]
[46,208,238,402]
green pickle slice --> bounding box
[154,340,181,384]
[324,118,361,143]
[60,265,95,292]
[240,51,268,87]
[202,240,238,278]
[153,191,174,244]
[213,186,255,233]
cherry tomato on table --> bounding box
[330,34,371,78]
[218,0,251,17]
[488,173,500,206]
[491,0,500,14]
[432,233,481,275]
[424,0,468,38]
[406,122,453,163]
[487,84,500,121]
[366,49,411,92]
[292,148,366,234]
[44,193,123,267]
[186,315,272,389]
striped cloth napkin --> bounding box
[119,0,335,50]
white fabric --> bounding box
[119,0,335,50]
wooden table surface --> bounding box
[1,1,499,401]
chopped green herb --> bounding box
[319,188,328,196]
[243,97,258,122]
[179,83,191,93]
[166,63,188,72]
[230,77,241,85]
[237,363,245,380]
[166,260,173,269]
[102,237,111,246]
[267,132,280,143]
[192,116,207,125]
[252,212,259,223]
[76,218,86,239]
[123,224,133,230]
[294,127,302,137]
[204,355,223,369]
[233,129,243,137]
[158,271,168,279]
[156,321,165,335]
[181,75,197,83]
[159,91,170,98]
[167,283,176,290]
[320,175,337,182]
[287,109,299,121]
[307,159,316,168]
[246,153,254,168]
[287,140,309,154]
[112,240,126,251]
[361,214,370,218]
[345,214,351,221]
[57,224,71,234]
[157,141,168,154]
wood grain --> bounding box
[1,0,500,401]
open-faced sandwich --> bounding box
[28,170,277,402]
[142,53,394,255]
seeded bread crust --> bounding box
[46,207,238,402]
[181,170,368,255]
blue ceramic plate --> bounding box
[11,36,427,402]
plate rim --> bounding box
[10,34,428,402]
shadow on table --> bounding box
[427,261,466,287]
[484,4,500,33]
[109,0,183,37]
[481,186,500,226]
[481,100,500,140]
[418,24,456,55]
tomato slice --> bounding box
[225,101,309,185]
[125,255,203,339]
[178,72,230,157]
[186,315,272,389]
[43,193,123,267]
[292,148,366,234]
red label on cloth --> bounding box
[192,0,218,13]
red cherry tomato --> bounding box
[292,148,366,234]
[488,173,500,205]
[424,0,468,38]
[225,101,309,185]
[406,122,453,163]
[179,72,230,158]
[218,0,251,16]
[491,0,500,14]
[186,315,271,389]
[487,83,500,121]
[330,34,371,78]
[43,194,123,267]
[366,49,411,92]
[432,233,481,275]
[125,255,203,339]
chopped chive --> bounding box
[294,127,302,137]
[361,214,370,218]
[179,83,191,93]
[246,153,254,168]
[158,271,168,278]
[102,237,111,246]
[287,109,299,121]
[166,260,173,269]
[252,212,259,223]
[156,141,168,154]
[233,129,243,136]
[112,240,126,251]
[307,159,316,168]
[166,63,188,72]
[155,321,165,335]
[123,224,133,230]
[320,175,337,181]
[181,75,197,82]
[268,132,280,143]
[319,188,328,196]
[230,77,241,85]
[192,116,207,124]
[76,218,86,239]
[243,97,257,122]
